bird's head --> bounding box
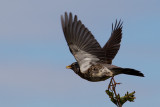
[66,62,80,74]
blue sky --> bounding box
[0,0,160,107]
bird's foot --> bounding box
[112,77,121,85]
[108,76,121,90]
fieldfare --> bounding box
[61,12,144,82]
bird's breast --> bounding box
[79,64,113,82]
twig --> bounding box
[106,77,136,107]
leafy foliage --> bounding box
[106,77,136,107]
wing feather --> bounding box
[61,12,105,72]
[103,20,123,64]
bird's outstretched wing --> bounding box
[61,12,105,73]
[103,20,123,64]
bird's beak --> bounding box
[66,65,72,69]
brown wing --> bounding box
[61,12,105,72]
[103,20,123,64]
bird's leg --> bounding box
[108,76,114,90]
[108,76,121,90]
[112,77,121,86]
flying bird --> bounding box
[61,12,144,82]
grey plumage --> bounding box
[62,12,144,82]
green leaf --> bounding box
[119,91,136,105]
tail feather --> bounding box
[113,68,144,77]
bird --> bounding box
[61,12,144,82]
